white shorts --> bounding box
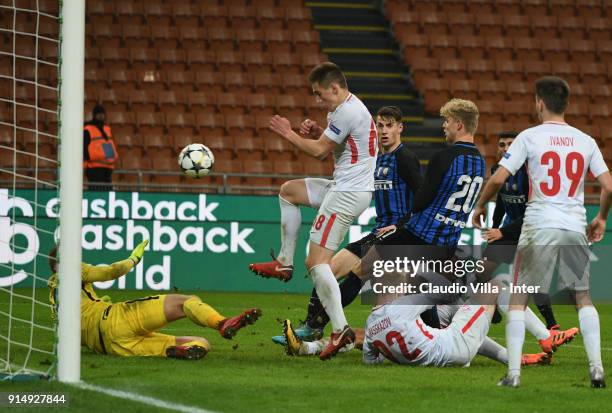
[514,228,590,293]
[309,189,372,251]
[446,305,490,365]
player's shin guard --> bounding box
[277,196,300,266]
[183,296,225,329]
[310,264,347,332]
[579,306,602,369]
[506,310,526,376]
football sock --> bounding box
[579,306,602,368]
[310,263,347,332]
[498,303,549,340]
[307,272,363,329]
[478,337,508,364]
[300,340,324,356]
[533,293,558,328]
[506,310,526,376]
[277,196,300,266]
[183,296,225,329]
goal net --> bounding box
[0,0,83,382]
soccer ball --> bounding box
[178,143,215,178]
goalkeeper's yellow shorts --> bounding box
[100,295,176,357]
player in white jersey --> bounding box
[473,76,612,388]
[249,62,378,359]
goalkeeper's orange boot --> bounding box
[539,326,579,354]
[249,250,293,282]
[219,308,262,339]
[319,325,355,360]
[166,345,208,360]
[522,352,552,366]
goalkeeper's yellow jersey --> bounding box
[48,259,134,354]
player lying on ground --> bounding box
[270,106,424,344]
[48,240,261,360]
[249,62,379,359]
[473,76,612,388]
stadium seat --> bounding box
[201,5,229,29]
[590,84,611,105]
[171,3,201,27]
[214,159,243,174]
[475,14,503,37]
[565,102,590,125]
[478,80,506,101]
[158,90,186,112]
[569,39,597,62]
[114,1,144,25]
[588,18,611,41]
[576,0,604,19]
[224,72,252,93]
[301,53,326,73]
[531,15,558,39]
[466,59,496,80]
[486,37,513,61]
[265,29,292,54]
[274,160,303,176]
[235,28,265,52]
[166,112,196,136]
[504,14,531,38]
[292,30,320,54]
[421,13,447,36]
[514,37,542,61]
[241,159,274,187]
[187,50,216,72]
[579,62,607,85]
[179,26,206,50]
[551,61,580,84]
[194,71,225,93]
[276,95,305,118]
[450,79,479,101]
[457,36,486,60]
[225,114,255,138]
[196,113,225,136]
[558,16,586,39]
[207,27,235,52]
[272,53,301,74]
[256,7,285,30]
[144,1,172,26]
[285,8,313,31]
[129,48,158,71]
[243,51,275,74]
[419,78,451,100]
[228,7,257,29]
[429,35,457,59]
[523,0,550,17]
[248,94,276,116]
[409,57,439,85]
[523,61,551,82]
[303,159,333,176]
[159,49,187,71]
[265,137,295,162]
[235,137,265,161]
[122,24,150,50]
[447,13,476,36]
[505,82,531,102]
[400,34,429,59]
[503,102,533,125]
[203,135,234,161]
[589,104,610,125]
[281,74,308,93]
[151,25,180,50]
[596,40,612,63]
[188,91,216,112]
[217,92,247,115]
[216,50,243,72]
[150,156,183,185]
[253,73,283,94]
[477,101,504,123]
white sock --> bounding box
[579,306,602,368]
[277,196,300,266]
[497,302,549,341]
[478,337,508,365]
[506,310,526,376]
[310,264,347,332]
[525,307,550,340]
[300,340,325,356]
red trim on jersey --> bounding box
[347,136,358,164]
[461,306,486,334]
[525,161,533,201]
[346,93,353,102]
[320,213,337,248]
[543,121,568,125]
[513,250,523,285]
[369,119,377,157]
[415,319,434,340]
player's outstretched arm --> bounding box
[270,115,336,159]
[83,240,149,282]
[472,166,511,229]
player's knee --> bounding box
[279,181,296,203]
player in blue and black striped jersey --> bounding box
[374,99,486,252]
[481,132,562,330]
[272,106,423,343]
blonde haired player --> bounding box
[473,76,612,388]
[250,62,377,359]
[48,240,261,360]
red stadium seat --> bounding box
[486,37,513,61]
[447,13,476,36]
[450,79,478,101]
[514,37,542,61]
[504,14,531,38]
[274,161,303,175]
[235,137,265,161]
[478,80,506,101]
[457,36,485,60]
[256,7,285,30]
[531,15,558,39]
[217,92,247,115]
[248,94,276,116]
[235,28,265,52]
[466,59,496,81]
[207,27,235,51]
[475,14,503,37]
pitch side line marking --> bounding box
[72,382,218,413]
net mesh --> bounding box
[0,0,60,380]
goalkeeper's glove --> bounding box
[129,239,149,266]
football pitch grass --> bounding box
[4,289,612,413]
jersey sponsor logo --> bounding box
[434,213,466,228]
[329,123,341,135]
[500,193,526,204]
[374,179,393,190]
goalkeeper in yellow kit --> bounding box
[47,240,261,360]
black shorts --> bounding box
[483,236,518,264]
[344,232,377,259]
[372,228,456,261]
